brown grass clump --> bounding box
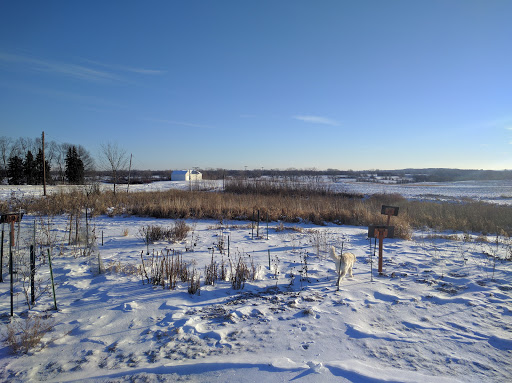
[5,314,55,354]
[229,254,257,290]
[138,220,191,244]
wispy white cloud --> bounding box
[81,58,166,75]
[0,52,119,82]
[0,52,166,82]
[145,118,213,130]
[0,78,126,108]
[293,115,339,126]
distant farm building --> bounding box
[171,170,202,181]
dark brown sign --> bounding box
[381,205,399,216]
[368,225,395,239]
[0,212,24,224]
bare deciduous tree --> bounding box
[99,143,128,194]
[14,137,36,156]
[0,136,12,178]
[76,145,95,174]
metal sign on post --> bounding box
[1,211,24,316]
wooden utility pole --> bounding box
[127,153,132,193]
[42,131,47,196]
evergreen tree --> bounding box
[65,146,85,184]
[23,150,36,184]
[8,155,24,185]
[35,148,51,185]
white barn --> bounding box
[171,170,202,181]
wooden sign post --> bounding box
[368,225,395,273]
[368,205,399,275]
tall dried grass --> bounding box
[6,185,512,238]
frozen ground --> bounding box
[338,179,512,205]
[1,178,511,205]
[1,215,511,382]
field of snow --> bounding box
[1,178,512,205]
[1,215,511,382]
[338,179,512,205]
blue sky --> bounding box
[0,0,511,171]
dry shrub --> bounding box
[230,254,257,290]
[204,262,218,286]
[188,269,200,295]
[104,260,139,275]
[172,220,191,242]
[424,233,460,241]
[393,220,413,240]
[274,222,304,233]
[224,178,339,197]
[274,222,285,232]
[204,250,218,286]
[140,249,189,289]
[5,314,55,354]
[139,225,171,244]
[138,220,191,244]
[231,257,249,290]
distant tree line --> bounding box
[2,135,511,186]
[7,148,50,185]
[200,168,512,182]
[0,136,93,185]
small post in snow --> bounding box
[48,249,58,311]
[257,210,260,238]
[0,223,4,283]
[1,212,24,316]
[266,213,269,240]
[30,245,35,305]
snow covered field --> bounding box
[1,178,512,205]
[338,179,512,205]
[1,214,511,382]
